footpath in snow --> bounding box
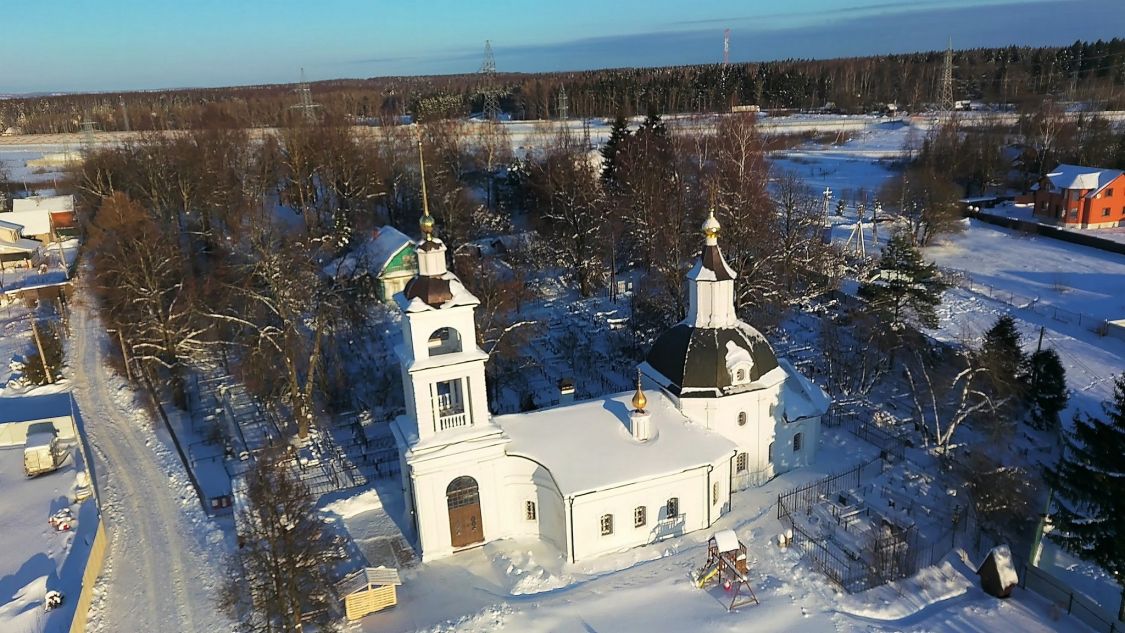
[68,290,233,633]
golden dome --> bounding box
[632,371,647,411]
[419,212,435,236]
[702,210,721,239]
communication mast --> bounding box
[723,29,731,67]
[940,38,955,112]
[480,41,501,121]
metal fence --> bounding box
[943,268,1110,336]
[1023,565,1125,633]
[824,407,907,461]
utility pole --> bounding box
[107,327,132,381]
[119,97,131,132]
[30,318,54,384]
[872,200,882,245]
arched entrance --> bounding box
[446,476,484,548]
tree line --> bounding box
[7,39,1125,133]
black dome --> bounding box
[645,323,778,397]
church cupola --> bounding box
[686,210,737,328]
[642,210,780,398]
[628,371,653,442]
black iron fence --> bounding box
[1023,565,1125,633]
[824,407,907,461]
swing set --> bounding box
[690,529,759,612]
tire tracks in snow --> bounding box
[72,294,222,632]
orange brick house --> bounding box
[1032,164,1125,228]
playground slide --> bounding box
[692,562,721,588]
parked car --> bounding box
[24,431,65,477]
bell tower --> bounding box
[395,141,492,443]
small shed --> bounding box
[977,544,1019,599]
[338,566,403,621]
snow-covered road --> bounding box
[69,291,232,632]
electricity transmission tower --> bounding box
[293,68,320,123]
[480,41,501,121]
[940,38,955,112]
[557,85,569,120]
[723,29,731,67]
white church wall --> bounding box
[409,442,511,562]
[568,463,727,562]
[501,456,567,550]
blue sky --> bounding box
[2,0,1122,93]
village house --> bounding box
[0,218,41,270]
[1032,164,1125,228]
[325,225,416,303]
[389,189,829,563]
[6,195,79,242]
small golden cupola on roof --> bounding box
[629,369,653,442]
[702,208,721,244]
[631,369,648,413]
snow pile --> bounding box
[838,551,974,620]
[989,544,1020,589]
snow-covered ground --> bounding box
[68,290,233,633]
[0,427,98,633]
[332,429,1087,633]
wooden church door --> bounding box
[447,476,484,548]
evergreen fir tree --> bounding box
[640,103,667,136]
[1023,348,1068,431]
[859,231,949,329]
[601,112,630,186]
[1046,375,1125,606]
[978,315,1027,415]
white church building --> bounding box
[389,200,829,563]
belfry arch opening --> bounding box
[427,326,462,356]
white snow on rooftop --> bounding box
[12,195,74,214]
[498,390,735,497]
[0,209,51,237]
[325,225,413,279]
[1045,164,1123,197]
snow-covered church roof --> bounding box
[645,323,779,397]
[498,390,735,497]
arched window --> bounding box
[737,411,747,426]
[666,497,679,519]
[735,368,745,382]
[793,433,803,452]
[427,327,462,356]
[736,453,748,473]
[446,476,479,507]
[768,442,774,461]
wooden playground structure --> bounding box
[691,530,759,611]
